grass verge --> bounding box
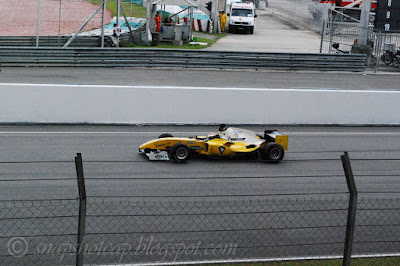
[156,37,217,49]
[128,37,218,49]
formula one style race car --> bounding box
[139,125,289,163]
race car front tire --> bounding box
[169,143,191,163]
[262,143,284,163]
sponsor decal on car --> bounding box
[233,130,242,138]
[190,146,203,150]
[155,143,170,147]
[219,146,226,153]
[147,151,169,160]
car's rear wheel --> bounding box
[262,143,284,163]
[159,133,173,138]
[169,143,190,163]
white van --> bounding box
[228,2,257,34]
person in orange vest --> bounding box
[219,11,227,32]
[154,12,161,33]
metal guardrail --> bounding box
[0,36,112,48]
[0,47,367,71]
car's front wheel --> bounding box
[262,143,284,163]
[169,143,191,163]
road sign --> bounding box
[374,0,400,31]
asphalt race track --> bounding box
[1,125,400,200]
[1,67,400,91]
[1,125,400,264]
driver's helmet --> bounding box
[207,133,217,140]
[219,124,227,131]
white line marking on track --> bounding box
[2,82,400,93]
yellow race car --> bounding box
[139,125,288,163]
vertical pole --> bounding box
[117,0,121,47]
[213,0,219,33]
[189,7,194,41]
[146,0,153,45]
[341,152,358,266]
[328,18,334,54]
[58,0,62,47]
[36,0,41,47]
[130,0,133,17]
[375,30,383,72]
[75,153,87,266]
[359,0,372,46]
[320,19,326,53]
[101,0,107,48]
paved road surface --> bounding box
[206,10,321,53]
[1,125,399,264]
[1,125,400,200]
[1,68,399,90]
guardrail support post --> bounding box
[341,151,358,266]
[75,153,87,266]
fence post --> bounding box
[36,0,41,47]
[320,19,326,53]
[341,152,358,266]
[75,153,87,266]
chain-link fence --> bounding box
[1,152,400,265]
[354,197,400,257]
[1,0,147,47]
[5,0,107,37]
[320,20,369,54]
[269,0,328,33]
[82,195,349,264]
[269,0,400,70]
[0,199,79,265]
[374,30,400,71]
[320,20,400,70]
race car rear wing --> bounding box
[265,130,289,150]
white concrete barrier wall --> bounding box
[1,83,400,125]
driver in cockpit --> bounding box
[219,124,228,132]
[218,124,232,140]
[207,124,230,140]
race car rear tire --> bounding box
[262,143,284,163]
[169,143,191,163]
[159,133,173,138]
